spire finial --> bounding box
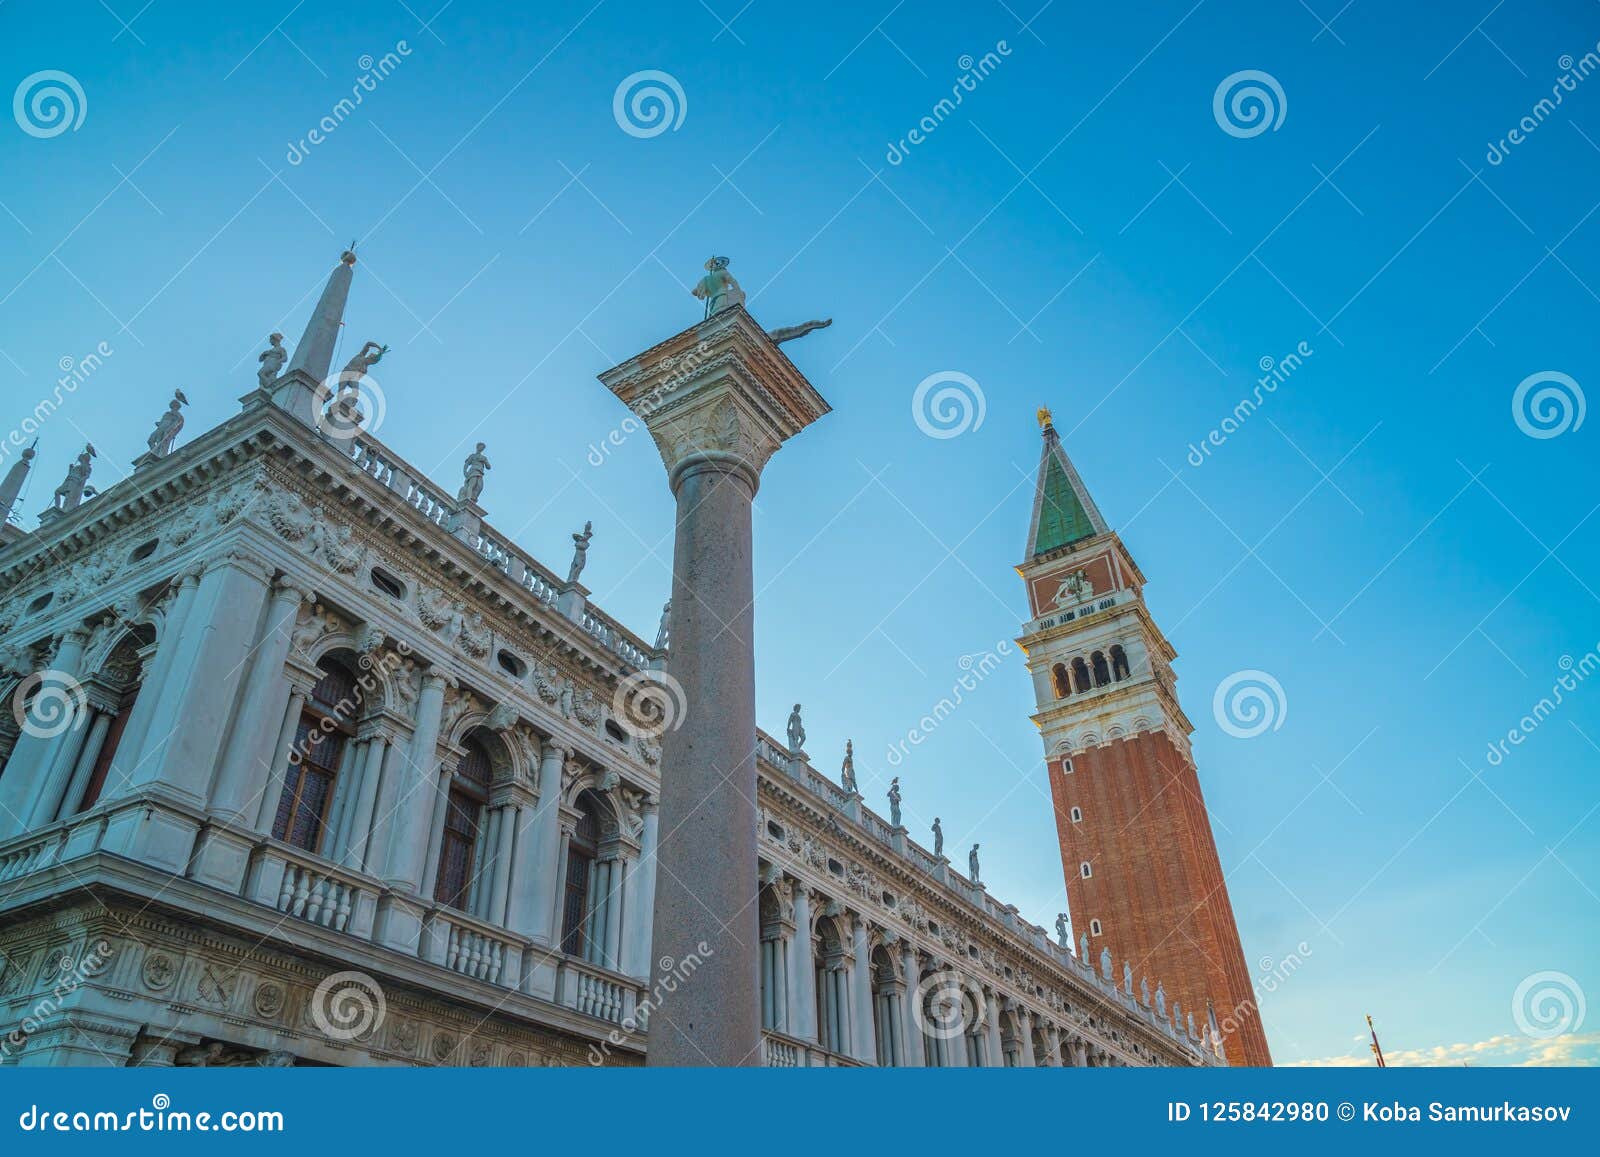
[1037,405,1053,430]
[285,247,359,388]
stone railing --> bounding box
[760,1030,864,1068]
[421,906,523,989]
[557,956,638,1026]
[244,842,377,940]
[337,432,655,666]
[0,828,64,884]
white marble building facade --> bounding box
[0,258,1219,1069]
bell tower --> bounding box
[1017,408,1272,1066]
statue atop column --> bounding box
[840,739,857,794]
[566,520,593,584]
[691,256,745,318]
[257,332,286,388]
[968,842,981,883]
[1055,913,1069,946]
[458,442,490,504]
[785,703,805,754]
[932,816,943,856]
[887,776,902,827]
[654,599,672,650]
[144,389,189,458]
[46,444,96,513]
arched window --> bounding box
[71,626,153,816]
[1070,806,1083,823]
[561,791,603,959]
[1089,918,1102,936]
[1110,644,1130,681]
[1091,651,1111,687]
[434,736,492,910]
[1080,861,1093,878]
[272,658,360,853]
[1051,663,1070,699]
[1071,658,1092,694]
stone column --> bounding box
[109,568,200,780]
[254,686,307,832]
[47,708,112,823]
[374,671,447,952]
[208,575,308,822]
[601,302,829,1066]
[849,917,877,1064]
[0,627,92,838]
[984,992,1003,1067]
[786,887,816,1044]
[516,742,568,944]
[340,734,388,869]
[620,801,658,977]
[899,942,924,1067]
[1017,1006,1036,1067]
[487,804,516,926]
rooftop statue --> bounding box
[932,816,944,856]
[338,340,387,397]
[257,332,286,388]
[786,703,805,754]
[458,442,491,504]
[654,599,672,650]
[49,444,96,512]
[887,777,902,827]
[840,739,857,794]
[146,389,189,457]
[968,842,981,883]
[691,255,745,318]
[1055,913,1070,947]
[566,520,593,584]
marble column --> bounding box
[515,743,568,943]
[109,568,200,784]
[374,671,447,952]
[487,804,516,926]
[0,627,91,839]
[984,992,1003,1068]
[1017,1006,1036,1067]
[786,887,817,1044]
[208,576,307,823]
[899,942,923,1067]
[620,801,658,977]
[601,301,829,1066]
[340,735,388,870]
[48,708,112,823]
[849,917,878,1064]
[254,687,307,832]
[28,700,104,829]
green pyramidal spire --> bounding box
[1027,407,1110,558]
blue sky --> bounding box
[3,0,1597,1066]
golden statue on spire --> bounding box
[1037,405,1054,430]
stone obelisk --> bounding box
[599,280,829,1065]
